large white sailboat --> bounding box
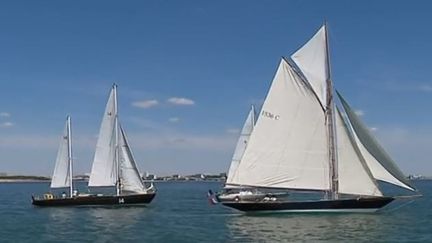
[222,24,419,213]
[33,84,156,206]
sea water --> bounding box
[0,181,431,242]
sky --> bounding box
[0,0,431,176]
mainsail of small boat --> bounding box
[50,116,73,197]
[88,84,153,196]
[222,24,419,213]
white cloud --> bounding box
[131,99,159,109]
[0,122,14,128]
[418,84,432,92]
[226,128,240,134]
[355,110,364,116]
[0,112,10,118]
[369,127,378,132]
[384,81,432,93]
[168,117,180,123]
[167,97,195,106]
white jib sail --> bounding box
[119,125,147,193]
[50,118,71,188]
[230,59,330,191]
[225,106,255,185]
[354,132,414,191]
[337,92,415,192]
[291,25,328,107]
[88,87,117,187]
[335,108,382,196]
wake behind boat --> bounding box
[32,84,156,207]
[218,23,420,213]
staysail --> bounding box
[337,91,415,191]
[230,59,329,191]
[88,87,117,187]
[119,125,147,193]
[50,116,72,189]
[225,106,255,185]
[335,108,382,196]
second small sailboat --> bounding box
[32,84,156,206]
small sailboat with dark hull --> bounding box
[221,24,419,213]
[33,85,156,206]
[32,115,76,205]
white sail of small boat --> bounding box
[225,105,255,186]
[88,84,152,196]
[50,116,73,197]
[88,86,117,188]
[222,24,418,212]
[118,125,149,193]
[32,86,156,207]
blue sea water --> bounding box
[0,181,431,242]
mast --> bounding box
[67,115,73,198]
[113,84,121,196]
[324,22,339,199]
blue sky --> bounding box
[0,0,431,176]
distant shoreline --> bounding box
[0,179,222,183]
[0,179,49,183]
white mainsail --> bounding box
[230,59,330,191]
[335,108,382,196]
[88,87,117,187]
[50,116,72,189]
[119,125,147,193]
[225,106,255,185]
[291,25,328,107]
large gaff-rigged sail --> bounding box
[335,108,382,196]
[88,87,117,187]
[50,117,72,189]
[337,91,416,192]
[119,125,148,193]
[225,106,255,185]
[291,25,328,107]
[230,59,329,191]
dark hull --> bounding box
[223,197,394,213]
[32,193,156,207]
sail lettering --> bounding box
[261,110,280,120]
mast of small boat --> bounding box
[67,115,74,198]
[324,22,339,200]
[113,84,121,196]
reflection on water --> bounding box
[2,181,432,242]
[41,206,148,242]
[226,213,390,242]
